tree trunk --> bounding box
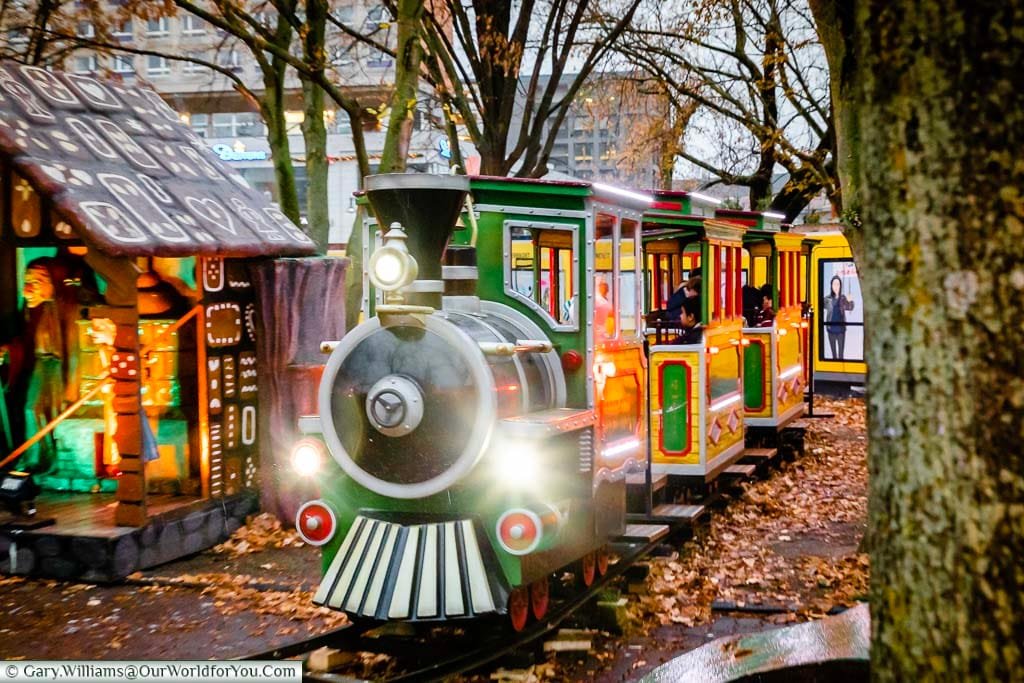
[299,0,330,252]
[261,81,301,225]
[813,1,1024,678]
[378,0,426,174]
[301,79,329,251]
[809,0,861,254]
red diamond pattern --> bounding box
[709,418,722,445]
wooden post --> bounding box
[85,252,146,527]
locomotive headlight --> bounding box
[369,224,418,291]
[291,439,325,477]
[493,443,541,489]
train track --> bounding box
[239,530,681,681]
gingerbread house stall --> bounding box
[0,62,318,580]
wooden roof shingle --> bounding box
[0,62,317,258]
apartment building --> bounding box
[512,74,669,188]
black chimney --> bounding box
[364,174,470,283]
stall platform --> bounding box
[0,490,258,582]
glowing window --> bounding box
[594,213,617,340]
[506,223,577,329]
[618,218,640,337]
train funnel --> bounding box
[365,174,470,283]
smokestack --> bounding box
[364,174,470,285]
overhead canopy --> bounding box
[0,62,316,258]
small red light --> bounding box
[295,500,336,546]
[561,350,583,372]
[496,509,542,555]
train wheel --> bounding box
[596,546,610,577]
[578,552,596,587]
[530,578,550,621]
[508,586,530,632]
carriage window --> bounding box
[594,213,617,340]
[507,224,576,328]
[619,218,640,337]
[709,346,741,402]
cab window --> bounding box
[618,218,640,337]
[594,213,617,340]
[506,223,577,328]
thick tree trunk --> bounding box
[814,1,1024,678]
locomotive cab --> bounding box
[641,192,748,482]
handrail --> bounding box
[0,305,201,471]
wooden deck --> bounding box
[3,492,203,538]
[0,491,259,580]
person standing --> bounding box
[823,275,855,359]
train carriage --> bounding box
[640,192,749,481]
[715,210,808,431]
[292,174,824,631]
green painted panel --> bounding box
[661,363,689,452]
[744,343,766,410]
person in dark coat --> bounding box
[664,274,702,322]
[742,284,762,325]
[756,284,775,327]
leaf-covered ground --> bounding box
[0,514,345,660]
[478,396,869,681]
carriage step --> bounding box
[620,524,670,542]
[626,471,669,492]
[645,503,706,524]
[785,419,810,431]
[742,448,777,462]
[723,463,757,478]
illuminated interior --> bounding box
[509,225,577,326]
[1,247,201,495]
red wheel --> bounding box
[578,552,596,587]
[597,547,610,577]
[530,577,550,621]
[508,586,530,632]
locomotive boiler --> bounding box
[292,174,613,629]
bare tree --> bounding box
[332,0,644,177]
[613,0,835,219]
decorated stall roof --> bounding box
[0,62,316,258]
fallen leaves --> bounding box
[631,397,870,630]
[212,513,306,556]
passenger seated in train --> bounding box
[675,296,704,345]
[742,284,762,325]
[756,284,775,327]
[664,275,702,323]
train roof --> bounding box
[0,62,316,258]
